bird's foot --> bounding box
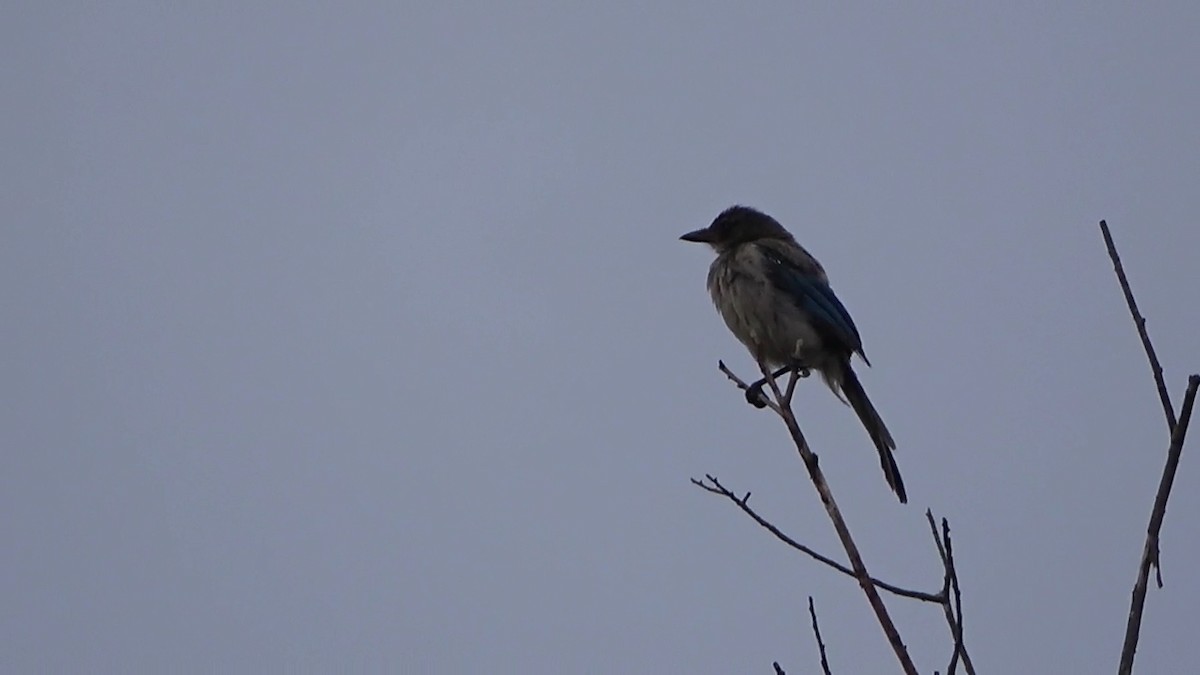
[744,382,770,408]
[743,363,811,408]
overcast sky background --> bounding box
[4,3,1199,673]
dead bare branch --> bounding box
[691,475,941,603]
[753,360,918,674]
[808,596,833,675]
[1099,220,1176,430]
[705,360,922,673]
[925,513,975,675]
[1102,219,1198,675]
[1118,375,1199,675]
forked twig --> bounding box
[926,512,975,675]
[702,360,919,674]
[1118,377,1199,675]
[692,475,941,603]
[1102,220,1199,675]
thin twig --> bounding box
[753,360,919,675]
[1099,220,1176,430]
[692,475,942,603]
[925,512,976,675]
[944,519,973,675]
[1118,375,1200,675]
[808,596,833,675]
[772,663,785,675]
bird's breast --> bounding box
[707,253,826,366]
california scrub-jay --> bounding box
[681,205,906,503]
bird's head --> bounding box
[680,205,793,252]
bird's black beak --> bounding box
[680,227,714,243]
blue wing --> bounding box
[761,247,868,360]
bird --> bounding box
[681,205,907,503]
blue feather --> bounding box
[762,249,865,355]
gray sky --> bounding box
[4,3,1199,673]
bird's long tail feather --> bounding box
[837,363,907,503]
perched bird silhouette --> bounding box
[681,205,906,503]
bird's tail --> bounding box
[835,362,907,503]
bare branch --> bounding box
[692,475,942,603]
[1099,220,1176,430]
[1101,220,1198,674]
[752,360,918,674]
[808,596,833,675]
[706,359,985,674]
[925,512,976,675]
[1118,375,1200,675]
[772,663,786,675]
[944,519,973,675]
